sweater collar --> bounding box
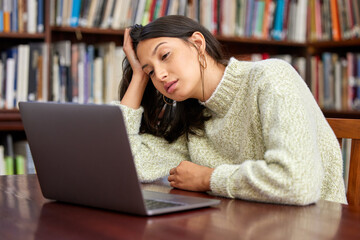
[201,57,243,117]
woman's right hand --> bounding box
[121,28,149,109]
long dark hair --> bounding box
[119,15,227,143]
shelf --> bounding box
[323,110,360,119]
[307,39,360,54]
[0,109,23,131]
[51,26,125,35]
[50,26,125,44]
[216,35,307,47]
[308,39,360,48]
[0,32,45,39]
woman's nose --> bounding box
[155,68,168,81]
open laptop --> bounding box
[19,101,220,216]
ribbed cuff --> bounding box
[111,101,144,134]
[210,164,238,198]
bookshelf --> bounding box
[0,0,360,135]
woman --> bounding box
[113,15,347,205]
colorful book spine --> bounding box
[330,0,341,40]
[11,0,18,32]
[0,8,3,32]
[272,0,285,40]
[37,0,44,32]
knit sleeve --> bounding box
[209,60,327,205]
[111,101,188,182]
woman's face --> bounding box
[136,36,203,102]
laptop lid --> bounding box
[19,102,220,216]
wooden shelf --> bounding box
[51,26,125,35]
[0,32,45,39]
[50,26,124,44]
[0,110,23,131]
[307,39,360,54]
[308,39,360,48]
[216,35,307,47]
[323,110,360,119]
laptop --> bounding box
[19,101,220,216]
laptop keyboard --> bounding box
[145,199,184,210]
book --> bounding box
[99,0,114,28]
[322,52,332,109]
[3,0,11,32]
[27,0,37,33]
[272,0,285,40]
[0,60,4,108]
[14,140,35,174]
[4,134,14,175]
[70,0,82,27]
[37,0,44,32]
[86,45,95,103]
[86,0,99,28]
[296,0,309,42]
[93,0,106,28]
[16,44,30,107]
[52,53,61,102]
[71,44,79,102]
[11,0,18,32]
[79,0,91,27]
[330,0,341,40]
[0,145,5,175]
[28,43,44,102]
[111,0,124,29]
[52,41,72,102]
[134,0,147,24]
[5,56,15,109]
[56,0,64,26]
[334,54,342,110]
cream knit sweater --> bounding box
[113,58,347,205]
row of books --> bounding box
[310,52,360,111]
[52,41,125,104]
[0,41,125,109]
[194,0,308,42]
[308,0,360,42]
[50,0,360,43]
[234,53,307,81]
[0,42,49,109]
[0,134,35,175]
[50,0,187,29]
[0,0,44,34]
[50,0,307,42]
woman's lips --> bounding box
[164,80,178,94]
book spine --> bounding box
[37,0,44,32]
[329,0,341,40]
[272,0,285,40]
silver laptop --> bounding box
[19,101,220,216]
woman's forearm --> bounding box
[120,73,149,109]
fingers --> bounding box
[123,28,134,56]
[123,28,144,74]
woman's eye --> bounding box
[148,70,154,76]
[162,52,169,60]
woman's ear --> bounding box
[189,31,206,54]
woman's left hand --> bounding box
[168,161,214,192]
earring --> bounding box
[163,95,175,105]
[199,53,207,69]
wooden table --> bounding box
[1,175,360,240]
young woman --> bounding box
[113,15,347,205]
